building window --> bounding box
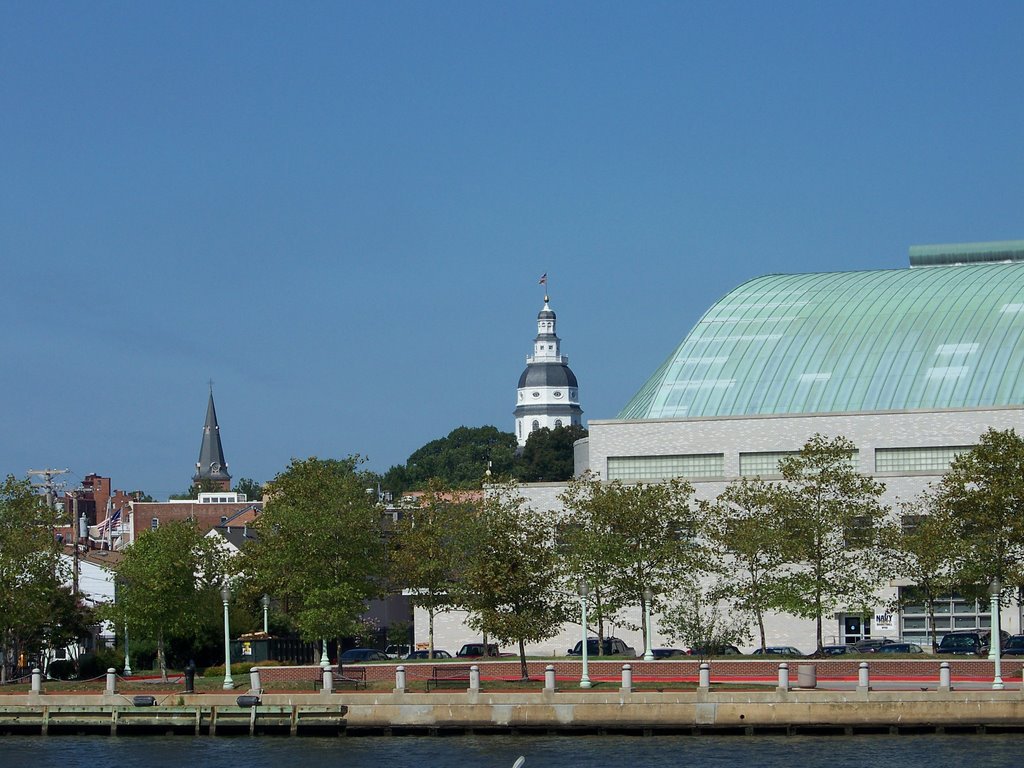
[151,518,159,530]
[875,446,973,473]
[899,587,990,646]
[739,451,799,478]
[608,454,725,481]
[555,419,563,428]
[532,420,540,431]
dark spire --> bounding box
[193,387,231,490]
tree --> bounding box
[390,480,474,658]
[891,495,961,650]
[245,457,386,648]
[705,478,790,651]
[0,475,66,683]
[773,434,890,654]
[114,520,226,679]
[660,582,751,658]
[933,428,1024,628]
[516,425,588,483]
[459,483,568,679]
[559,473,704,655]
[382,426,518,493]
[169,478,221,500]
[233,477,263,501]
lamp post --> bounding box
[989,577,1004,690]
[578,581,591,688]
[320,640,330,668]
[123,626,132,677]
[261,594,271,635]
[221,583,234,690]
[643,587,655,661]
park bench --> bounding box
[315,665,367,690]
[426,664,474,691]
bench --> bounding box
[314,665,367,690]
[426,665,474,691]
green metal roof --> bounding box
[619,261,1024,420]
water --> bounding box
[1,733,1021,768]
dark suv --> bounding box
[456,643,499,658]
[568,637,636,657]
[937,630,991,656]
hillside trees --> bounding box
[517,425,588,483]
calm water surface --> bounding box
[2,734,1021,768]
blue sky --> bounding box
[3,1,1022,499]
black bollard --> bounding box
[184,661,196,693]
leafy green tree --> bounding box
[660,583,751,658]
[515,425,588,483]
[705,478,790,651]
[891,496,961,650]
[382,426,518,493]
[559,473,704,654]
[233,477,263,501]
[0,475,65,683]
[933,428,1024,625]
[169,478,221,500]
[245,457,386,649]
[773,434,890,654]
[459,482,568,679]
[114,520,226,679]
[390,480,474,658]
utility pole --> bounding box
[28,468,69,510]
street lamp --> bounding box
[123,626,132,677]
[221,583,234,690]
[320,640,330,668]
[989,577,1004,690]
[261,594,271,635]
[578,581,591,689]
[643,587,655,662]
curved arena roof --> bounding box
[619,256,1024,420]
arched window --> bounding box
[532,420,540,432]
[555,419,563,428]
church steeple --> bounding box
[193,386,231,491]
[513,284,583,447]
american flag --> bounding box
[97,507,122,534]
[538,273,547,285]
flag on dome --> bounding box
[538,273,547,285]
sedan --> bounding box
[650,648,688,659]
[1001,635,1024,655]
[339,648,389,663]
[875,642,924,654]
[405,649,453,660]
[821,644,854,655]
[751,646,803,656]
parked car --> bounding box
[406,649,453,660]
[384,644,411,659]
[567,637,636,657]
[687,644,742,656]
[1002,635,1024,656]
[937,629,992,656]
[650,648,688,659]
[751,646,803,656]
[875,642,924,654]
[457,643,500,658]
[339,648,389,663]
[851,638,896,653]
[821,644,855,655]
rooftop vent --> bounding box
[910,240,1024,268]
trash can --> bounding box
[797,664,817,689]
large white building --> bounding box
[418,240,1024,655]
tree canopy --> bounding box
[381,426,518,493]
[245,456,386,645]
[516,425,588,483]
